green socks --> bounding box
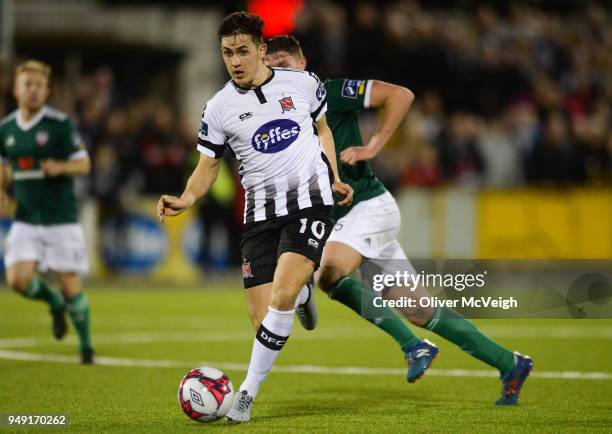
[327,277,515,374]
[65,292,92,351]
[22,280,92,352]
[23,278,64,312]
[426,307,515,374]
[328,277,422,349]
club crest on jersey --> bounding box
[279,96,295,113]
[36,130,49,146]
[5,135,15,147]
[242,261,253,278]
[251,119,300,154]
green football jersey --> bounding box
[0,106,86,224]
[324,79,387,220]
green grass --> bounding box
[0,284,611,433]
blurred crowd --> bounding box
[298,0,612,189]
[1,0,611,196]
[0,65,208,206]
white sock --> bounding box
[294,284,310,308]
[239,306,294,399]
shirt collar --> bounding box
[232,67,275,91]
[16,106,47,131]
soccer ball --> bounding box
[178,366,234,422]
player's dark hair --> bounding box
[218,12,264,45]
[265,35,303,58]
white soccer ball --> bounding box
[178,366,235,422]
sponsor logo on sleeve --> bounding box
[199,121,209,137]
[316,81,326,101]
[341,80,365,99]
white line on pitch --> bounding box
[0,350,610,380]
[1,324,611,350]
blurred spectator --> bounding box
[572,101,611,185]
[400,141,442,188]
[528,110,577,186]
[436,112,485,188]
[295,0,347,78]
[347,2,386,78]
[479,116,523,188]
[398,106,442,188]
[135,103,189,194]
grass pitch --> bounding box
[0,284,611,433]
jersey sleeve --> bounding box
[196,101,226,159]
[324,79,372,113]
[61,119,88,160]
[304,71,327,122]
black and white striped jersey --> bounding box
[197,67,334,224]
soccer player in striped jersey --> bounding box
[0,60,94,364]
[157,13,353,422]
[265,35,532,406]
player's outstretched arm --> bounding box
[157,153,221,222]
[316,115,353,207]
[340,81,414,166]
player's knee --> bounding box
[406,308,433,327]
[57,273,81,298]
[317,265,345,293]
[269,289,296,311]
[60,285,81,299]
[7,272,33,293]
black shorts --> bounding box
[240,206,333,289]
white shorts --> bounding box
[328,191,408,260]
[327,191,416,288]
[4,222,89,274]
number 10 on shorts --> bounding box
[299,218,326,249]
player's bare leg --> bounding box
[247,278,314,331]
[245,283,272,330]
[7,261,66,340]
[57,272,93,364]
[317,241,362,290]
[227,252,315,423]
[385,284,435,326]
[317,241,435,324]
[6,261,38,295]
